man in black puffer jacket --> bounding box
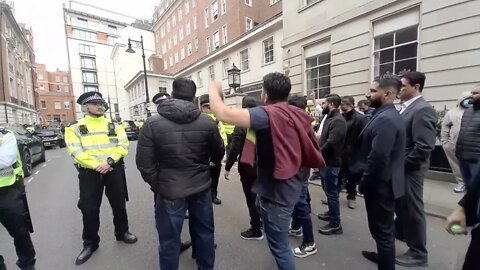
[456,86,480,190]
[136,77,224,270]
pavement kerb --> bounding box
[308,181,452,219]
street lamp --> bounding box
[126,36,151,117]
[227,63,241,94]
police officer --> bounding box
[199,94,227,205]
[65,92,137,265]
[0,127,36,270]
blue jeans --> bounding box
[291,182,314,245]
[256,196,296,270]
[460,160,480,190]
[155,190,215,270]
[320,166,341,226]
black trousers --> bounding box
[463,225,480,270]
[0,182,36,269]
[395,166,428,257]
[364,185,395,270]
[340,164,361,200]
[210,164,222,198]
[240,174,261,232]
[77,163,129,248]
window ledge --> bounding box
[241,69,250,74]
[262,60,276,67]
[298,0,324,13]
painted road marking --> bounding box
[42,164,47,168]
[34,171,40,175]
[27,177,33,184]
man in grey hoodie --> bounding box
[441,91,472,193]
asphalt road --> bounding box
[0,142,471,270]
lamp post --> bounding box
[126,36,151,117]
[227,63,241,94]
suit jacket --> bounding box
[352,104,406,199]
[319,109,347,167]
[401,96,437,170]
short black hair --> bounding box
[172,77,196,102]
[402,71,426,92]
[357,99,370,107]
[262,73,291,103]
[325,94,341,108]
[288,95,308,110]
[377,75,402,93]
[242,96,258,109]
[341,96,355,106]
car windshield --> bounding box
[0,124,28,135]
[37,130,60,135]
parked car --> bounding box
[0,123,46,177]
[122,120,140,140]
[36,129,66,149]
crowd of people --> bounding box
[0,71,478,270]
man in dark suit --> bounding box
[353,75,405,270]
[395,71,437,267]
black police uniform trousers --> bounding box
[0,181,36,269]
[77,163,128,248]
[210,163,222,199]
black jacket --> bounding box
[352,104,406,199]
[456,103,480,162]
[225,126,256,179]
[136,99,225,200]
[343,109,366,160]
[319,109,347,167]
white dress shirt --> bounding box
[316,115,327,137]
[400,95,423,114]
[0,132,18,169]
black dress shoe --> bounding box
[395,252,428,267]
[116,232,138,244]
[362,251,378,264]
[75,246,98,265]
[212,197,222,205]
[180,241,192,253]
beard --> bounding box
[368,98,382,109]
[322,107,330,115]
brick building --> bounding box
[152,0,282,74]
[0,2,37,124]
[35,64,76,126]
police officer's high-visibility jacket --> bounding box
[207,113,227,147]
[0,131,23,188]
[65,115,129,169]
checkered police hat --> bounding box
[77,92,106,105]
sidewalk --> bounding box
[423,178,464,219]
[310,177,463,219]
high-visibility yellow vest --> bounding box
[0,131,23,188]
[26,126,35,133]
[224,124,235,135]
[207,113,228,147]
[65,115,129,170]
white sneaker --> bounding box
[454,184,466,193]
[293,243,317,258]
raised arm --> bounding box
[209,82,251,128]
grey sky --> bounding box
[13,0,157,71]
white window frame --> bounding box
[305,52,331,99]
[181,48,185,60]
[64,101,71,109]
[197,71,203,87]
[211,1,219,21]
[186,22,191,35]
[40,100,46,109]
[221,0,227,14]
[213,31,220,50]
[204,8,209,27]
[185,1,190,14]
[54,102,61,110]
[245,17,253,31]
[206,37,211,54]
[263,37,275,64]
[79,44,95,55]
[175,52,179,63]
[178,9,183,21]
[222,25,228,45]
[173,34,178,45]
[304,0,321,7]
[195,37,199,51]
[193,16,198,30]
[270,0,280,5]
[240,49,249,71]
[187,43,192,55]
[222,58,230,79]
[245,0,252,7]
[192,0,196,8]
[208,65,215,81]
[172,14,176,27]
[179,28,184,41]
[373,26,419,77]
